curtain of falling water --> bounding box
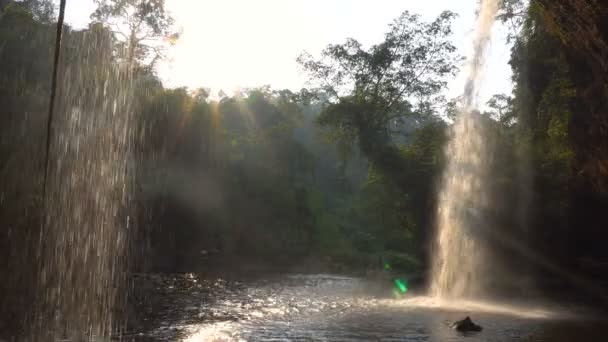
[431,0,501,299]
[32,26,134,340]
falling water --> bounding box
[431,0,501,299]
[32,26,134,340]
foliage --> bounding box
[297,11,459,264]
[298,11,459,148]
[91,0,177,68]
[3,0,608,311]
[488,0,608,273]
[497,0,528,42]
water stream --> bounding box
[33,28,135,340]
[431,0,501,299]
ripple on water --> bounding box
[141,274,603,341]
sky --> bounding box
[63,0,513,103]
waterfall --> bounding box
[431,0,501,299]
[33,27,134,340]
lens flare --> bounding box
[394,279,408,293]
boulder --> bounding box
[451,316,482,332]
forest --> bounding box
[1,0,608,339]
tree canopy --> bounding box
[298,11,459,142]
[298,11,460,222]
[91,0,177,68]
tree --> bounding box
[535,0,608,191]
[0,0,55,23]
[484,93,515,125]
[298,10,460,191]
[91,0,177,69]
[496,0,608,287]
[497,0,528,42]
[499,0,608,190]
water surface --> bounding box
[128,274,604,341]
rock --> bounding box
[451,316,483,332]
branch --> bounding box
[112,30,129,40]
[386,34,441,111]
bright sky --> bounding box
[63,0,513,103]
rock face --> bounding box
[451,316,483,332]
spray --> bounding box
[431,0,501,299]
[33,26,134,340]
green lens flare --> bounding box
[383,263,391,270]
[394,278,408,293]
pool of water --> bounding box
[128,274,605,341]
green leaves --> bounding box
[299,10,459,159]
[300,10,459,108]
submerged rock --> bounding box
[451,316,483,332]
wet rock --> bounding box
[451,316,483,332]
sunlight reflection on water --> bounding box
[383,296,556,319]
[183,322,241,342]
[180,293,561,341]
